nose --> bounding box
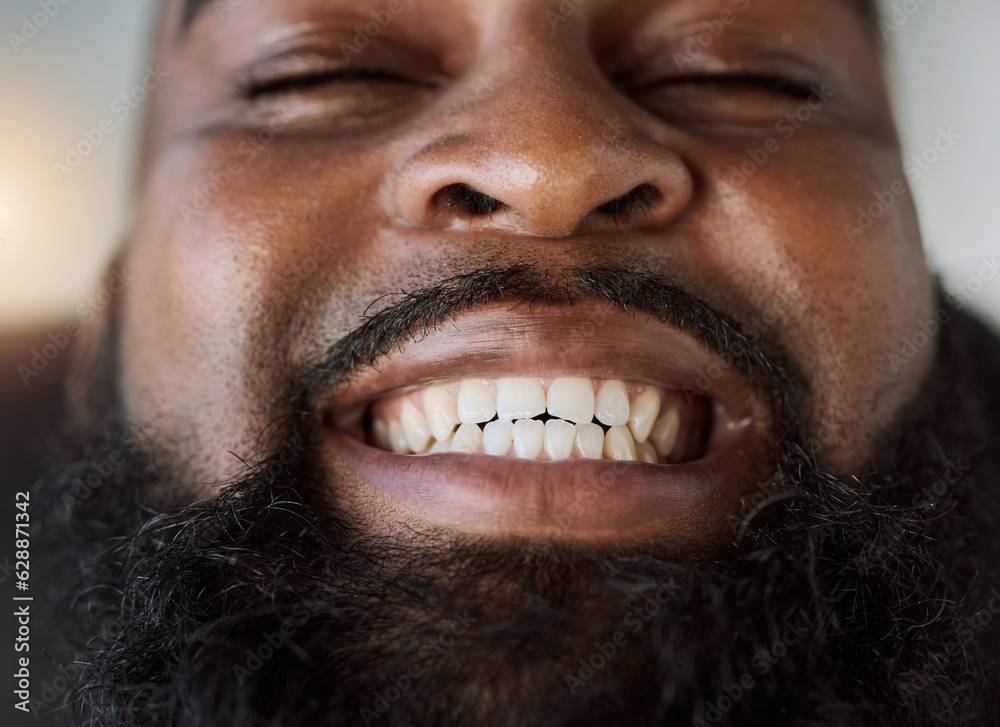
[390,57,693,239]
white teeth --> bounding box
[595,380,630,426]
[574,422,605,459]
[381,412,669,462]
[512,419,544,459]
[636,439,658,464]
[627,389,660,443]
[371,418,393,451]
[388,419,410,454]
[604,425,637,461]
[546,377,596,424]
[400,399,432,453]
[372,378,693,464]
[544,419,576,461]
[649,408,681,459]
[451,422,483,453]
[483,420,514,456]
[429,438,452,453]
[457,379,496,423]
[422,386,459,441]
[496,378,546,421]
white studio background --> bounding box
[0,0,997,329]
[883,0,1000,331]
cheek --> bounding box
[696,137,934,470]
[117,137,383,483]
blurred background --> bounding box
[0,0,997,332]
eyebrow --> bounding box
[180,0,878,36]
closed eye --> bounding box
[630,69,830,130]
[241,68,416,99]
[651,73,816,100]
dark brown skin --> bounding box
[87,0,934,547]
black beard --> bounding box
[34,277,1000,727]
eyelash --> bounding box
[652,73,816,100]
[241,70,816,104]
[241,69,408,99]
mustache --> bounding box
[295,263,807,431]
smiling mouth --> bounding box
[319,304,770,538]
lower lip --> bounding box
[321,425,760,537]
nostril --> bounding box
[594,183,659,220]
[436,183,507,217]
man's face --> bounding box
[52,3,1000,724]
[113,0,933,547]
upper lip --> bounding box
[322,302,763,426]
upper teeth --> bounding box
[627,389,660,443]
[399,399,433,453]
[496,378,547,420]
[422,386,460,441]
[595,380,629,426]
[367,377,700,463]
[542,377,594,424]
[457,379,496,423]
